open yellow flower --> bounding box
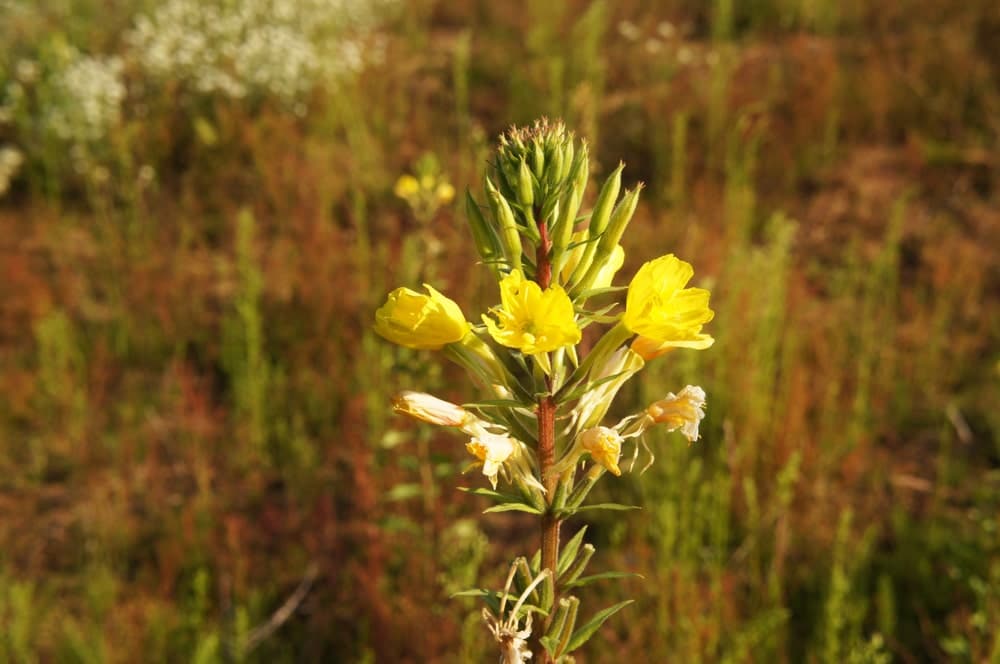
[622,254,714,350]
[483,270,581,355]
[374,285,470,350]
[579,426,623,476]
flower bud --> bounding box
[466,431,516,489]
[486,178,523,272]
[517,158,535,207]
[567,163,624,286]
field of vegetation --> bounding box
[1,0,998,661]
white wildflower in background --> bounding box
[0,145,24,196]
[127,0,397,103]
[44,51,125,144]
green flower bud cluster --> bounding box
[466,119,644,309]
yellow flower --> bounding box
[622,254,714,350]
[466,431,516,489]
[393,174,419,200]
[435,181,455,205]
[646,385,706,442]
[483,270,581,355]
[579,426,623,476]
[374,285,470,350]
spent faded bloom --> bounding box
[646,385,707,442]
[484,270,581,355]
[466,430,516,489]
[484,562,548,664]
[623,254,714,351]
[375,284,470,350]
[393,391,471,427]
[580,426,624,476]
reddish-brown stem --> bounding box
[535,212,560,664]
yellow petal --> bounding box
[484,270,581,355]
[374,285,470,349]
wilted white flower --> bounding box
[646,385,707,442]
[483,561,547,663]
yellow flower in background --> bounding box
[579,426,623,476]
[435,181,456,205]
[623,254,714,350]
[466,431,516,489]
[646,385,707,442]
[483,270,581,355]
[393,174,420,199]
[374,285,470,350]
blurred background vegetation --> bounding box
[1,0,998,661]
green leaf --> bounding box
[575,503,641,512]
[565,600,634,653]
[462,399,527,409]
[557,526,588,576]
[564,571,644,589]
[483,503,544,515]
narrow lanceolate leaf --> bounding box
[575,503,641,512]
[558,544,595,585]
[483,503,544,515]
[557,526,589,577]
[457,486,522,502]
[564,600,634,653]
[564,571,644,589]
[461,399,527,409]
[465,191,504,270]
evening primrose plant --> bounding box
[374,119,714,663]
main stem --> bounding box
[535,216,560,664]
